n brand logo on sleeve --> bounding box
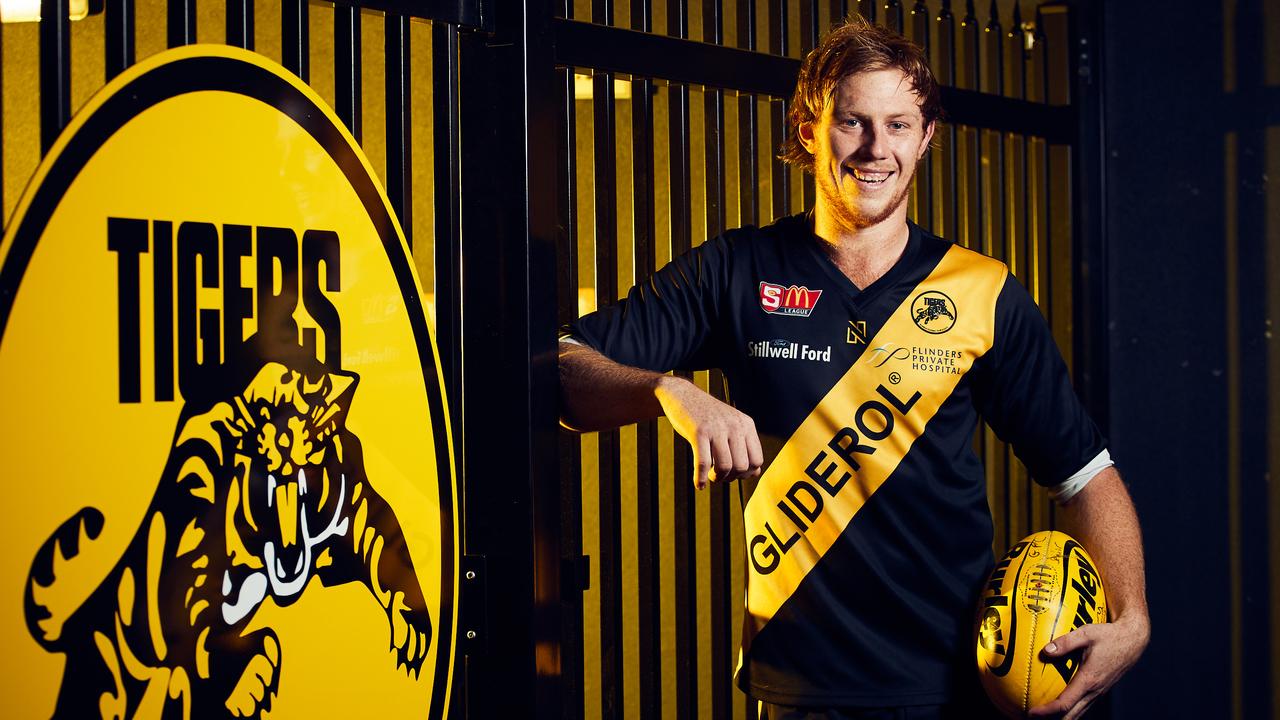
[759,281,823,317]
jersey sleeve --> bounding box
[971,273,1106,487]
[564,234,735,372]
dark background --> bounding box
[1101,0,1276,717]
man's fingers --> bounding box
[693,435,713,490]
[1028,680,1088,719]
[728,433,752,480]
[1029,683,1099,720]
[1030,627,1096,717]
[709,434,734,485]
[745,419,765,478]
[1062,690,1100,720]
[1028,694,1073,718]
[1041,624,1094,659]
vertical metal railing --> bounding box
[664,7,700,717]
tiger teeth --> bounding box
[267,474,277,506]
[299,469,307,497]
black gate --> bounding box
[0,0,1106,716]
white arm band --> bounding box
[559,335,584,346]
[1049,448,1113,504]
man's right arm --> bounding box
[559,340,763,489]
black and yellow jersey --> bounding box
[568,213,1105,706]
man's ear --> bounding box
[798,119,818,155]
[919,120,936,158]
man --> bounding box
[560,17,1148,720]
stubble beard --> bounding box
[819,162,918,231]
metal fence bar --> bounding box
[766,0,788,222]
[732,3,761,712]
[670,84,700,716]
[738,0,758,227]
[936,0,957,239]
[797,0,815,209]
[699,4,735,715]
[799,0,816,54]
[629,5,663,716]
[106,0,135,78]
[39,0,71,152]
[385,13,411,241]
[226,0,252,49]
[167,0,195,47]
[555,62,586,720]
[907,0,930,224]
[665,8,697,718]
[857,0,873,24]
[282,0,308,81]
[884,0,902,33]
[959,0,979,249]
[432,22,463,456]
[588,15,626,704]
[977,0,1008,554]
[335,4,362,139]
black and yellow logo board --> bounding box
[0,46,457,718]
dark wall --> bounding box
[1101,0,1276,717]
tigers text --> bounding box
[107,217,342,403]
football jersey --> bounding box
[568,213,1105,706]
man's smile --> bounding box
[846,166,894,185]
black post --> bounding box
[1068,0,1106,426]
[106,0,135,79]
[335,4,362,140]
[39,0,71,153]
[457,0,563,716]
[554,60,585,720]
[282,0,308,82]
[167,0,195,47]
[226,0,253,49]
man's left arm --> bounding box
[1029,466,1151,719]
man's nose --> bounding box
[859,126,889,158]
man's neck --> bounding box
[810,204,912,290]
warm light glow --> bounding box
[0,0,90,23]
[573,73,633,101]
[577,287,595,316]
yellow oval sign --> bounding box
[0,46,457,718]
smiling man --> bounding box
[560,16,1148,720]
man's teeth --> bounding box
[852,169,890,183]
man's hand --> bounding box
[559,341,764,489]
[655,375,763,489]
[1029,614,1150,720]
[1030,467,1150,720]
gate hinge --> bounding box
[460,554,487,656]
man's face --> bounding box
[799,68,935,231]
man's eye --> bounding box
[890,122,908,130]
[844,118,861,127]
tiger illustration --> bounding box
[24,359,432,718]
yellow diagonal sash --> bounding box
[741,245,1007,650]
